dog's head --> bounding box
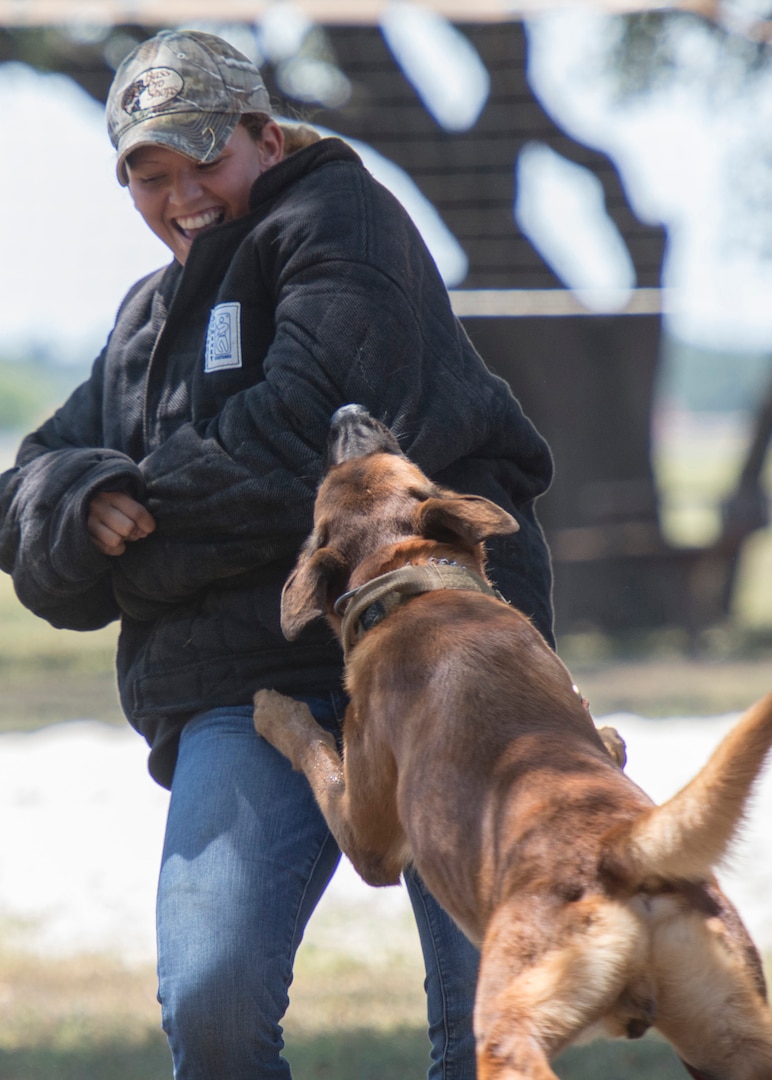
[281,405,519,641]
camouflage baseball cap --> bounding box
[107,30,271,186]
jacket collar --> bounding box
[248,136,362,213]
[170,137,362,309]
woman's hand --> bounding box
[88,491,156,556]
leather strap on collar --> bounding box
[334,560,502,659]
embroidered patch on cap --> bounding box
[205,302,243,372]
[121,68,184,115]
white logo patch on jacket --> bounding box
[205,302,243,371]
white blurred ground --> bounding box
[1,711,771,966]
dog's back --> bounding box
[346,587,650,928]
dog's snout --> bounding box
[326,404,402,467]
[331,404,369,426]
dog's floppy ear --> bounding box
[281,546,349,641]
[416,494,519,547]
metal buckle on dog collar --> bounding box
[333,587,359,618]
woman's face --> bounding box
[126,121,283,265]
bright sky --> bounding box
[0,62,168,364]
[526,10,772,352]
[2,10,772,364]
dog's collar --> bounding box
[334,558,504,658]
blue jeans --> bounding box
[156,695,479,1078]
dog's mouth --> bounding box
[326,405,402,468]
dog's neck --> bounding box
[333,557,504,659]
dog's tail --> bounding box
[601,692,772,887]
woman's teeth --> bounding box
[175,208,224,234]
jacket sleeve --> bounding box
[110,161,552,617]
[0,359,144,630]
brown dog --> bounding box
[254,404,772,1079]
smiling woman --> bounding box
[109,31,283,266]
[125,123,284,265]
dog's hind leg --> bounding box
[474,898,645,1079]
[650,905,772,1080]
[253,689,407,886]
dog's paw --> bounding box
[598,725,627,770]
[253,688,308,746]
[253,688,329,770]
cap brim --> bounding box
[116,111,241,186]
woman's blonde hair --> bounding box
[240,114,322,157]
[281,123,322,156]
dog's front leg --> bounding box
[253,689,404,888]
[253,687,340,778]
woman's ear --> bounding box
[257,120,285,169]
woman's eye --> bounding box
[199,152,231,173]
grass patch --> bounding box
[555,1039,698,1079]
[561,644,772,717]
[0,573,122,732]
[0,573,118,672]
[1,667,124,730]
[0,1039,171,1080]
[286,947,692,1078]
[0,942,699,1080]
[0,948,170,1080]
